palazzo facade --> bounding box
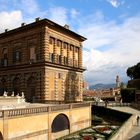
[0,18,86,102]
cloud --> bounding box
[70,9,79,19]
[19,0,40,15]
[107,0,120,8]
[0,11,23,33]
[46,7,68,25]
[0,1,139,85]
[78,12,140,84]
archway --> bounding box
[26,76,36,102]
[0,78,7,96]
[52,114,70,133]
[12,77,21,96]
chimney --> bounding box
[64,24,69,29]
[35,17,41,22]
[21,23,26,27]
[5,29,9,32]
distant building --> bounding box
[0,18,86,102]
[116,75,120,88]
[83,81,89,90]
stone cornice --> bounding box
[0,18,87,42]
[0,61,86,72]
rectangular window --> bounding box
[64,56,68,65]
[1,58,8,66]
[57,55,61,64]
[58,73,62,79]
[49,53,54,62]
[30,47,36,62]
[13,50,21,63]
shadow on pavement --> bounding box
[130,133,140,140]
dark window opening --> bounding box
[49,53,54,62]
[52,114,69,133]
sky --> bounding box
[0,0,140,85]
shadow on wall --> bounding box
[0,132,3,140]
[65,70,80,103]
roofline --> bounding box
[0,18,87,41]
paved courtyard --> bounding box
[109,106,140,140]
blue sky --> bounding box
[0,0,140,85]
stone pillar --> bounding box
[3,110,8,140]
[53,38,57,63]
[48,106,52,140]
[78,45,82,68]
[61,42,64,65]
[69,104,73,133]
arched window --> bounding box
[2,48,8,66]
[26,76,36,102]
[52,114,69,133]
[0,78,7,95]
[12,77,20,96]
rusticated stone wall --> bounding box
[0,19,85,102]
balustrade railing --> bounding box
[6,106,49,117]
[0,102,91,118]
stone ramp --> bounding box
[109,107,140,140]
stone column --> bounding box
[53,38,57,63]
[78,45,82,68]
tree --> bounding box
[127,66,135,79]
[126,62,140,80]
[134,62,140,79]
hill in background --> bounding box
[89,83,116,90]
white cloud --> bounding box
[107,0,120,8]
[79,13,140,84]
[0,11,23,33]
[70,9,79,19]
[20,0,40,15]
[46,7,68,25]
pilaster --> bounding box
[79,45,82,68]
[53,39,57,63]
[42,27,49,62]
[61,42,64,65]
[67,44,70,66]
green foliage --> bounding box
[127,62,140,79]
[121,88,136,103]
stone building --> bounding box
[0,18,86,102]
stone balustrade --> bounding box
[0,102,91,118]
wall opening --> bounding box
[52,114,70,133]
